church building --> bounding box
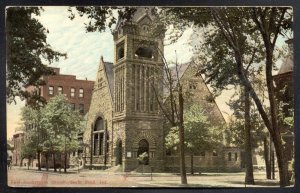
[83,8,242,172]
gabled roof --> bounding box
[278,55,293,75]
[114,7,155,31]
[163,62,193,97]
[104,62,114,97]
[164,62,226,123]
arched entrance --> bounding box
[116,140,122,165]
[137,139,149,165]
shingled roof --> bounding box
[104,62,114,97]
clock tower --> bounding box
[111,8,165,171]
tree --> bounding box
[6,7,66,104]
[20,136,36,170]
[164,7,292,187]
[165,104,223,174]
[40,94,82,173]
[20,106,43,170]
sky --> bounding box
[6,6,196,139]
[6,6,289,140]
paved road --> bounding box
[7,167,292,188]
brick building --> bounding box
[18,67,95,168]
[83,8,242,172]
[25,67,94,115]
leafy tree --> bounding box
[40,94,82,172]
[20,106,43,170]
[165,104,223,174]
[20,136,36,170]
[164,7,292,187]
[68,7,138,32]
[6,7,66,104]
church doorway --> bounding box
[116,140,122,165]
[137,139,149,165]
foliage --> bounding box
[68,7,138,32]
[137,152,149,165]
[165,104,223,154]
[164,7,293,186]
[40,94,83,155]
[6,7,66,104]
[20,94,83,170]
[20,106,44,152]
[226,111,267,149]
[20,137,36,160]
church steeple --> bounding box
[113,8,164,117]
[111,8,165,172]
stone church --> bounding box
[83,8,241,172]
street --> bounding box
[7,167,291,188]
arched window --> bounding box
[93,117,105,156]
[142,25,149,32]
[137,139,149,165]
[118,47,124,60]
[228,152,232,161]
[135,47,154,59]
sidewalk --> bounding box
[8,167,294,188]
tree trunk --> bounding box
[263,136,271,179]
[53,153,57,172]
[190,153,194,175]
[272,132,289,187]
[244,87,254,184]
[266,50,289,186]
[27,158,30,170]
[46,154,49,171]
[178,86,187,185]
[64,153,67,173]
[37,151,41,171]
[20,158,23,167]
[271,145,275,179]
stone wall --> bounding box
[165,148,242,173]
[83,59,113,167]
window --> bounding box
[93,117,105,156]
[58,86,63,95]
[48,86,54,95]
[150,103,153,111]
[166,149,171,156]
[79,88,84,98]
[118,47,124,60]
[235,152,238,161]
[70,103,75,111]
[200,151,206,157]
[212,150,218,156]
[228,152,232,161]
[98,78,103,88]
[79,104,84,114]
[70,88,75,98]
[189,83,196,89]
[142,25,149,32]
[135,47,154,59]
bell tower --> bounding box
[112,8,165,171]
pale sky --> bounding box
[6,6,289,140]
[6,6,196,139]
